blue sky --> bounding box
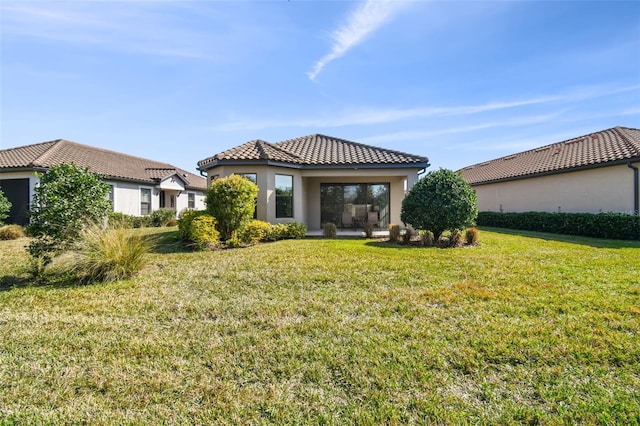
[1,0,639,173]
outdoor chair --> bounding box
[367,211,379,228]
[342,211,354,229]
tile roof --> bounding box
[460,126,640,185]
[197,134,429,169]
[0,139,207,190]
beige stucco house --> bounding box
[0,139,207,225]
[460,126,640,216]
[197,134,430,230]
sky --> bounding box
[1,0,639,174]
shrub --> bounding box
[449,230,464,248]
[188,215,220,250]
[108,212,135,228]
[149,208,176,227]
[0,224,24,240]
[477,211,640,240]
[225,231,243,249]
[69,224,150,283]
[264,224,288,242]
[419,230,434,247]
[132,216,151,228]
[285,222,307,239]
[401,169,478,240]
[206,175,258,241]
[239,220,270,245]
[388,224,401,242]
[402,226,415,244]
[323,223,337,238]
[27,163,111,266]
[178,210,208,239]
[166,219,178,227]
[0,189,11,225]
[465,227,480,245]
[363,223,375,238]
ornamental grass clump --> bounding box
[465,227,480,245]
[0,224,25,240]
[69,224,151,283]
[388,224,401,242]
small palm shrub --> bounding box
[465,227,479,245]
[323,223,337,238]
[0,224,25,240]
[388,224,401,242]
[71,224,151,283]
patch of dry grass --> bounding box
[0,228,638,424]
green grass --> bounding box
[1,228,639,424]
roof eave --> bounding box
[198,159,430,171]
[468,157,640,186]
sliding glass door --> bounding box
[320,183,390,228]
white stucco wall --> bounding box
[204,165,424,229]
[473,163,640,215]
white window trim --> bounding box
[140,186,153,216]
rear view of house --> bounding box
[460,126,640,216]
[197,134,430,230]
[0,139,207,225]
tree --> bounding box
[401,168,478,241]
[0,189,11,225]
[205,174,258,241]
[27,163,111,265]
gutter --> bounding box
[629,161,639,216]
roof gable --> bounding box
[460,127,640,185]
[0,139,207,191]
[198,134,429,169]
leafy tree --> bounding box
[206,174,258,241]
[401,168,478,241]
[0,189,11,225]
[27,163,111,265]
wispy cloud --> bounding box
[212,84,640,132]
[307,0,406,81]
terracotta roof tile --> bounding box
[460,127,640,185]
[0,139,206,190]
[198,134,429,168]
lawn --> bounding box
[0,229,639,424]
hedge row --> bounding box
[477,211,640,240]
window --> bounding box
[107,185,114,211]
[140,188,151,215]
[275,174,293,218]
[320,183,390,228]
[240,173,257,184]
[188,193,195,209]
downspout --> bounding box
[629,161,639,216]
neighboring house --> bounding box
[197,134,430,230]
[0,139,207,225]
[460,126,640,216]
